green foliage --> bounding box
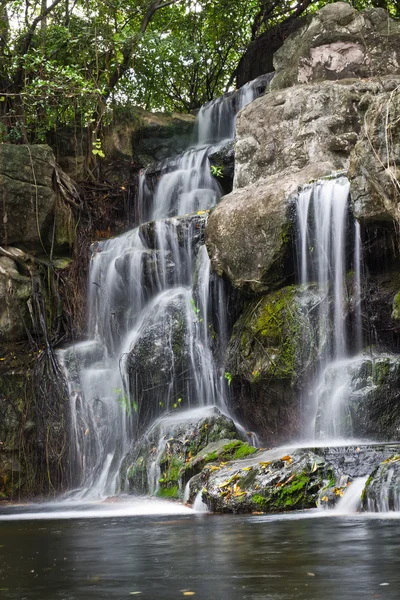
[210,164,224,178]
[0,0,398,141]
[156,485,179,498]
[114,388,138,415]
[224,371,233,386]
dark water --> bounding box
[0,503,399,600]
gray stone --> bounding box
[226,284,326,446]
[348,81,400,223]
[234,78,393,190]
[206,163,333,294]
[0,144,75,251]
[0,255,32,342]
[271,3,400,91]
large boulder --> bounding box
[0,254,32,342]
[0,144,76,251]
[349,86,400,223]
[271,3,400,91]
[201,448,333,514]
[124,289,201,434]
[206,163,333,294]
[120,406,238,498]
[225,284,325,445]
[234,77,398,190]
[315,353,400,441]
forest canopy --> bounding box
[0,0,399,143]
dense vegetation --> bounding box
[0,0,398,145]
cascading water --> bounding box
[295,176,363,441]
[59,75,270,499]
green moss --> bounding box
[219,440,257,460]
[245,286,301,380]
[273,472,311,508]
[252,494,268,508]
[156,485,179,499]
[373,358,392,385]
[392,292,400,321]
[203,451,218,463]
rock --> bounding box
[0,255,32,342]
[114,248,175,291]
[234,78,394,190]
[206,163,332,294]
[181,438,257,489]
[349,84,400,223]
[315,353,400,440]
[363,456,400,511]
[138,213,207,250]
[0,144,76,251]
[208,141,234,195]
[271,3,400,91]
[201,448,333,514]
[121,406,237,497]
[226,284,325,446]
[124,290,196,433]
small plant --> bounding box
[224,371,233,386]
[210,164,223,178]
[190,298,200,316]
[92,138,105,158]
[173,398,182,409]
[113,388,138,415]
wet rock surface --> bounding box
[206,163,331,294]
[194,443,400,514]
[121,407,238,498]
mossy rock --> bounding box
[121,407,238,498]
[225,283,325,445]
[181,439,257,487]
[392,292,400,321]
[201,449,333,514]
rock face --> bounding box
[0,254,32,342]
[316,354,400,441]
[121,407,238,498]
[349,88,400,223]
[233,78,386,190]
[0,144,75,251]
[226,285,325,445]
[271,3,400,91]
[206,163,332,293]
[189,442,400,514]
[205,2,400,448]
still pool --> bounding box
[0,500,399,599]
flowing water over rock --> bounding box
[59,76,270,499]
[295,177,364,440]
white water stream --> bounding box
[295,177,364,441]
[59,76,270,499]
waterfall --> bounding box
[334,476,368,513]
[295,177,363,441]
[59,75,270,499]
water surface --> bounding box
[0,502,399,599]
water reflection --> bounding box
[0,511,399,599]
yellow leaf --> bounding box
[280,455,292,461]
[259,461,272,468]
[207,465,220,472]
[84,428,89,435]
[321,496,329,502]
[183,591,195,596]
[242,466,252,471]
